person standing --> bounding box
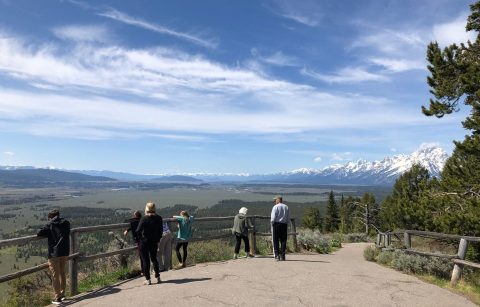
[37,209,70,305]
[173,210,194,268]
[232,207,254,259]
[123,210,143,274]
[157,221,172,271]
[136,202,163,285]
[271,196,289,261]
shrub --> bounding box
[363,246,378,261]
[298,229,335,254]
[377,250,394,265]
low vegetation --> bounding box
[364,246,480,305]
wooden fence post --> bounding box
[291,218,298,252]
[404,232,411,249]
[451,238,469,285]
[376,234,381,247]
[250,217,257,255]
[386,233,391,247]
[69,231,79,296]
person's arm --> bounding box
[271,206,277,223]
[37,224,50,237]
[135,217,144,237]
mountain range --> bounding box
[0,145,449,186]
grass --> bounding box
[364,247,480,306]
[418,275,480,306]
[78,267,140,293]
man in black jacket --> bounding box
[124,210,143,274]
[37,209,70,305]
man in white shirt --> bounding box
[271,196,290,261]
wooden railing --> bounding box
[0,215,297,296]
[376,230,480,285]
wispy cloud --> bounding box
[269,0,321,27]
[52,24,112,43]
[432,14,477,47]
[254,50,299,67]
[3,151,14,156]
[368,58,425,73]
[331,152,352,161]
[313,156,322,162]
[98,8,218,49]
[0,29,450,140]
[301,66,388,83]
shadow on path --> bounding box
[62,280,132,306]
[283,259,330,263]
[163,277,212,284]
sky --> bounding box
[0,0,477,174]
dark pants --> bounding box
[176,242,189,263]
[272,222,288,259]
[234,233,250,254]
[139,240,159,280]
[136,242,144,274]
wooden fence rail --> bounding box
[375,230,480,285]
[0,215,297,296]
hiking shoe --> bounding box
[144,279,151,285]
[157,277,162,284]
[247,253,255,258]
[233,253,238,259]
[59,295,66,301]
[51,298,62,305]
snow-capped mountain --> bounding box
[0,145,449,186]
[190,145,449,185]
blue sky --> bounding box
[0,0,476,174]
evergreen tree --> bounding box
[324,190,339,232]
[379,164,432,231]
[420,1,480,237]
[302,207,322,230]
[339,195,357,233]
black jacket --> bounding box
[125,217,141,243]
[37,216,71,259]
[136,214,163,243]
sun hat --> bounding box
[239,207,248,215]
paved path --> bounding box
[61,243,475,307]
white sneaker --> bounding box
[144,279,151,285]
[233,253,238,259]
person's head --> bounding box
[239,207,248,215]
[133,210,141,218]
[145,202,156,215]
[273,196,283,204]
[180,210,189,219]
[47,209,60,220]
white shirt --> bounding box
[271,202,290,224]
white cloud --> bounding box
[313,156,322,162]
[331,152,352,161]
[258,51,299,67]
[0,29,450,139]
[432,14,477,47]
[351,30,425,55]
[390,148,397,153]
[52,24,112,43]
[369,58,425,73]
[301,66,388,83]
[98,9,218,49]
[270,0,321,27]
[3,151,14,156]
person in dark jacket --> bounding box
[136,202,163,285]
[232,207,254,259]
[124,210,143,275]
[37,209,70,305]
